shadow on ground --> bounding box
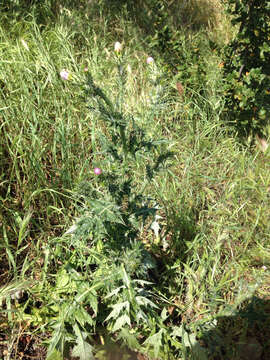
[195,296,270,360]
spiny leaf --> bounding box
[46,322,66,359]
[87,291,98,315]
[46,349,63,360]
[55,269,70,291]
[105,286,124,299]
[105,301,130,322]
[144,329,165,358]
[90,200,125,224]
[72,323,94,360]
[122,265,131,289]
[171,325,208,360]
[73,306,94,327]
[118,328,140,349]
[135,296,158,309]
[112,314,131,332]
[135,309,148,323]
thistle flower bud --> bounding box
[146,57,154,64]
[114,41,122,53]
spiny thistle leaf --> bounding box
[144,328,165,358]
[72,323,94,360]
[46,349,63,360]
[118,328,140,349]
[73,306,95,327]
[112,314,131,332]
[135,296,158,309]
[46,322,67,359]
[105,301,130,323]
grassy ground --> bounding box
[1,1,270,359]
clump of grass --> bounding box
[177,0,221,27]
[174,0,232,43]
[177,0,222,27]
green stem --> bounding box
[119,125,127,157]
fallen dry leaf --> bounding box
[176,82,184,97]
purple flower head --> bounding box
[146,57,154,64]
[94,167,102,175]
[60,69,70,80]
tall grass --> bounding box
[1,1,270,359]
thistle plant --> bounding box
[40,42,174,359]
[71,45,172,250]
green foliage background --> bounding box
[223,0,270,137]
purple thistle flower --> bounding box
[94,167,102,175]
[146,57,154,64]
[60,69,70,80]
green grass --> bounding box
[1,1,270,359]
